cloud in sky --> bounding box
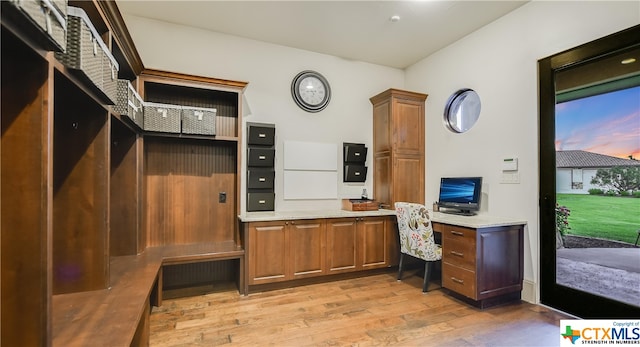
[556,86,640,159]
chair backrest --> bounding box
[394,202,440,261]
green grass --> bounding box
[557,194,640,244]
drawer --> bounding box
[247,148,275,167]
[441,224,476,242]
[247,125,275,146]
[442,262,477,300]
[343,143,367,163]
[247,169,275,189]
[343,165,367,182]
[247,192,275,211]
[443,236,476,270]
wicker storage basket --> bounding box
[55,7,110,95]
[181,106,217,135]
[102,49,119,104]
[7,0,67,52]
[143,102,181,133]
[114,80,144,128]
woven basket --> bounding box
[10,0,67,52]
[102,49,119,104]
[55,7,104,92]
[181,106,217,135]
[143,102,181,133]
[115,80,144,128]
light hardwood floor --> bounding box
[150,271,571,346]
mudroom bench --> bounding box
[52,242,244,346]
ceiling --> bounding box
[116,1,528,69]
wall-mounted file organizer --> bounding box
[343,142,367,182]
[247,123,276,211]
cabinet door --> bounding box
[289,219,326,279]
[476,226,524,300]
[358,217,388,269]
[393,155,424,205]
[326,218,358,274]
[248,221,288,284]
[391,97,424,155]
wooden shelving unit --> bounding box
[2,1,247,345]
[138,70,247,290]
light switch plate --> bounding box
[500,172,520,184]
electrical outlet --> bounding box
[219,192,226,203]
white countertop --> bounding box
[238,209,396,222]
[239,209,526,228]
[430,211,527,229]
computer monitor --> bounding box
[437,177,482,216]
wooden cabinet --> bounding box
[435,222,524,308]
[246,216,393,290]
[370,88,427,208]
[247,219,325,285]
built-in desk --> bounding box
[238,210,526,308]
[431,212,527,308]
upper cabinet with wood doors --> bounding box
[370,88,427,208]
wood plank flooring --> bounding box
[150,271,571,346]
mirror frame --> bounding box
[443,88,481,133]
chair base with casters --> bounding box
[397,253,441,293]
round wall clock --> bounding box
[291,70,331,113]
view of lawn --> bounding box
[557,193,640,244]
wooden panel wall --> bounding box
[145,138,237,246]
[163,260,237,290]
[110,118,141,256]
[52,74,109,294]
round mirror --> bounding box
[443,88,481,133]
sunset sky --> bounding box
[555,86,640,160]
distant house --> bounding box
[556,150,640,194]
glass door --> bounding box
[539,25,640,318]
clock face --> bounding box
[291,71,331,112]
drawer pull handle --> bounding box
[355,152,360,156]
[259,133,266,138]
[258,200,266,204]
[259,177,266,182]
[451,277,464,284]
[450,231,464,236]
[450,251,464,257]
[259,155,266,160]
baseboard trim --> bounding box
[521,279,537,304]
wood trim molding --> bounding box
[97,0,144,75]
[140,69,249,91]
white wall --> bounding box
[405,1,639,302]
[123,15,405,212]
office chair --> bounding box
[394,202,442,292]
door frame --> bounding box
[538,24,640,318]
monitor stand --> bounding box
[440,209,477,216]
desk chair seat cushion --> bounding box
[395,202,442,261]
